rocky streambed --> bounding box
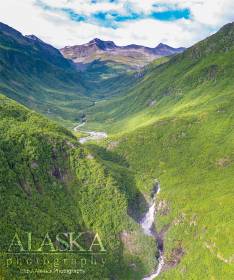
[74,122,107,144]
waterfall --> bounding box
[140,181,164,280]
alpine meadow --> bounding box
[0,2,233,280]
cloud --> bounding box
[34,0,192,29]
[0,0,233,49]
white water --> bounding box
[74,122,85,131]
[79,131,107,144]
[74,122,107,144]
[143,253,164,280]
[140,182,164,280]
[74,123,164,278]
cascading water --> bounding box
[140,181,164,280]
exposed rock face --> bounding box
[89,38,117,50]
[60,38,185,67]
[153,43,185,56]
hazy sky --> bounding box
[0,0,233,48]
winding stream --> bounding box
[74,122,107,144]
[140,181,164,280]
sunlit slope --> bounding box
[85,23,234,134]
[85,23,234,279]
[102,104,234,279]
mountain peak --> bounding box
[25,35,44,43]
[154,42,186,55]
[89,38,102,44]
[156,43,174,49]
[88,38,117,50]
[60,38,185,67]
[157,43,168,47]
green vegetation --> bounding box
[85,23,234,134]
[0,94,157,279]
[0,23,142,128]
[99,112,233,279]
[83,23,234,279]
[0,20,233,280]
[80,59,138,99]
[0,23,96,127]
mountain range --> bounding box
[60,38,185,68]
[0,22,185,124]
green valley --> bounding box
[0,17,233,280]
[0,23,142,128]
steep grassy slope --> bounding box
[84,23,234,279]
[0,94,158,279]
[97,110,233,279]
[85,23,234,134]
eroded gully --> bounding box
[74,123,164,279]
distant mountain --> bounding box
[60,38,185,68]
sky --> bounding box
[0,0,233,48]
